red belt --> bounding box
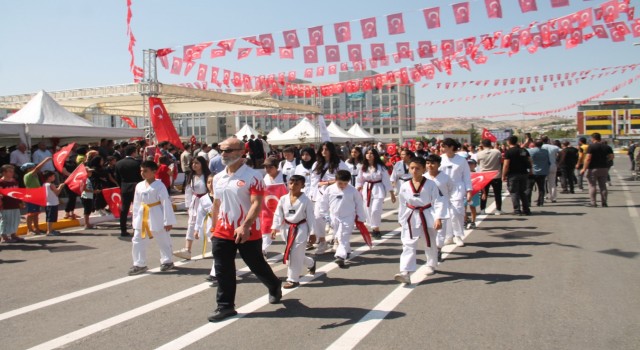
[190,192,208,211]
[366,180,382,207]
[196,193,207,198]
[406,203,432,247]
[283,219,306,264]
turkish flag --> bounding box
[65,163,88,195]
[396,42,412,59]
[190,135,197,145]
[453,2,470,24]
[158,55,169,70]
[371,43,386,60]
[550,0,568,8]
[316,66,325,76]
[423,7,441,29]
[288,71,296,81]
[210,67,220,85]
[417,41,434,58]
[632,19,640,37]
[260,184,288,234]
[574,8,593,29]
[355,218,373,248]
[102,187,123,219]
[601,0,620,23]
[485,0,503,19]
[183,45,195,62]
[0,187,47,207]
[328,64,337,74]
[387,13,405,35]
[360,17,377,39]
[456,57,471,71]
[279,47,294,59]
[217,39,236,51]
[592,24,609,39]
[281,30,300,49]
[334,22,351,43]
[149,97,185,151]
[196,64,207,81]
[303,46,318,64]
[232,72,242,87]
[170,57,183,75]
[120,116,137,128]
[237,48,252,60]
[222,70,231,86]
[156,48,174,57]
[259,34,275,53]
[471,171,499,196]
[347,44,362,62]
[210,49,226,58]
[441,39,455,57]
[308,26,324,46]
[518,0,537,13]
[183,61,195,76]
[325,45,341,62]
[481,128,498,142]
[53,142,75,173]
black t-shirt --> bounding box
[586,142,613,169]
[504,146,530,175]
[561,147,579,167]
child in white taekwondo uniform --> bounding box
[395,157,447,284]
[262,157,286,256]
[278,147,299,184]
[196,175,217,283]
[345,147,364,187]
[128,161,177,276]
[425,154,455,252]
[319,170,366,268]
[390,149,414,219]
[174,157,210,261]
[271,175,316,289]
[309,143,350,255]
[439,138,473,247]
[357,148,396,239]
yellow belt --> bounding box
[141,201,161,239]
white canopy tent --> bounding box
[235,124,260,139]
[327,121,356,142]
[268,118,352,146]
[266,127,284,140]
[1,90,144,145]
[348,123,375,142]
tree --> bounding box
[469,123,480,145]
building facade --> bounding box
[577,98,640,139]
[237,70,416,141]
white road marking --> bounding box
[326,200,500,349]
[612,168,640,240]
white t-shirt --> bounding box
[45,183,59,206]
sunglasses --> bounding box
[220,148,241,154]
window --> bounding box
[586,125,612,130]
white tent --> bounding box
[1,90,144,145]
[327,121,356,142]
[235,124,260,139]
[269,118,352,146]
[348,123,375,141]
[266,127,284,140]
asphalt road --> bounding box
[1,155,639,350]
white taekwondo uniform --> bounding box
[308,161,349,238]
[319,183,366,260]
[357,164,392,229]
[185,174,208,241]
[425,171,455,248]
[439,154,472,240]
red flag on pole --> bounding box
[120,116,137,128]
[53,142,75,173]
[471,171,499,195]
[64,163,88,195]
[260,184,288,234]
[355,217,373,248]
[0,187,47,207]
[481,128,498,142]
[102,187,123,218]
[149,97,185,150]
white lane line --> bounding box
[612,169,640,241]
[155,223,401,350]
[326,200,500,350]
[22,209,400,348]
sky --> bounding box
[0,0,638,122]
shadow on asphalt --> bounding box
[491,230,553,239]
[444,250,532,261]
[423,270,534,285]
[597,249,639,259]
[244,298,406,329]
[0,259,26,264]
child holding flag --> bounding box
[43,171,66,236]
[271,175,316,289]
[128,160,177,276]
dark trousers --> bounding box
[119,190,134,234]
[526,175,547,206]
[212,237,280,309]
[507,174,529,213]
[560,166,576,192]
[64,187,78,213]
[480,178,502,211]
[587,168,608,205]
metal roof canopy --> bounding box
[0,82,321,117]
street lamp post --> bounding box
[512,102,538,136]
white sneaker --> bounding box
[315,241,328,255]
[494,210,502,216]
[453,236,465,247]
[394,272,411,284]
[480,209,486,215]
[425,266,436,276]
[173,248,191,260]
[443,237,454,246]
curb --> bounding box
[16,201,187,236]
